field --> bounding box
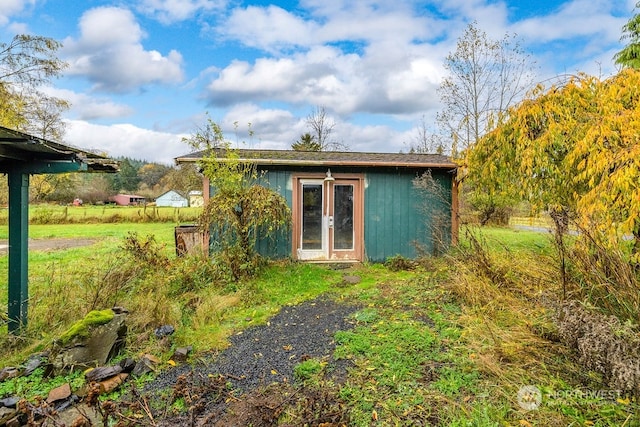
[0,204,202,225]
[0,218,637,426]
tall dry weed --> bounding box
[567,227,640,324]
[557,300,640,396]
[447,227,567,388]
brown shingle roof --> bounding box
[176,148,457,169]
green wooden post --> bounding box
[7,171,29,333]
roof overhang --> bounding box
[0,126,119,174]
[176,148,458,170]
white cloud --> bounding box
[207,2,465,121]
[506,0,627,77]
[221,1,438,51]
[512,0,625,44]
[138,0,226,24]
[0,0,35,26]
[62,7,184,93]
[223,5,318,51]
[213,103,415,154]
[65,120,188,164]
[44,87,134,120]
[206,42,444,117]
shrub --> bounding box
[557,301,640,396]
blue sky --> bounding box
[0,0,633,164]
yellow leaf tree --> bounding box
[469,69,640,261]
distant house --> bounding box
[176,149,458,262]
[113,194,146,206]
[156,190,188,207]
[188,190,204,207]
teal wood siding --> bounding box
[255,169,293,258]
[364,169,452,262]
[206,165,453,262]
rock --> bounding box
[23,352,50,376]
[50,403,101,427]
[154,324,175,338]
[98,373,128,394]
[0,407,18,425]
[52,394,80,412]
[111,306,128,314]
[46,383,72,404]
[5,415,21,427]
[0,367,19,382]
[132,354,160,377]
[85,365,122,383]
[342,275,361,285]
[171,346,193,362]
[119,357,136,373]
[53,313,127,371]
[0,397,19,408]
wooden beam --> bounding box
[451,175,459,246]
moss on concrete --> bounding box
[58,309,115,346]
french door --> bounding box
[295,175,362,261]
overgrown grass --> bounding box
[0,223,177,364]
[0,204,202,225]
[0,223,637,425]
[443,225,638,426]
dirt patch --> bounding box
[0,238,97,253]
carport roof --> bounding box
[0,126,118,173]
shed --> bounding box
[188,190,204,207]
[156,190,188,207]
[177,149,458,262]
[113,194,146,206]
[0,126,117,332]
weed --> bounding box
[384,254,416,271]
[557,301,640,396]
[121,232,170,268]
[0,368,84,401]
[294,358,325,384]
[431,365,479,396]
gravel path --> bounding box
[149,293,361,396]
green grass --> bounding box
[0,223,637,426]
[461,224,555,255]
[0,223,178,305]
[0,222,178,242]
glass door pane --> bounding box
[302,184,323,250]
[333,184,354,250]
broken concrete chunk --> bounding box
[0,368,19,382]
[98,373,128,394]
[171,346,193,362]
[53,313,127,371]
[85,365,123,383]
[132,354,160,377]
